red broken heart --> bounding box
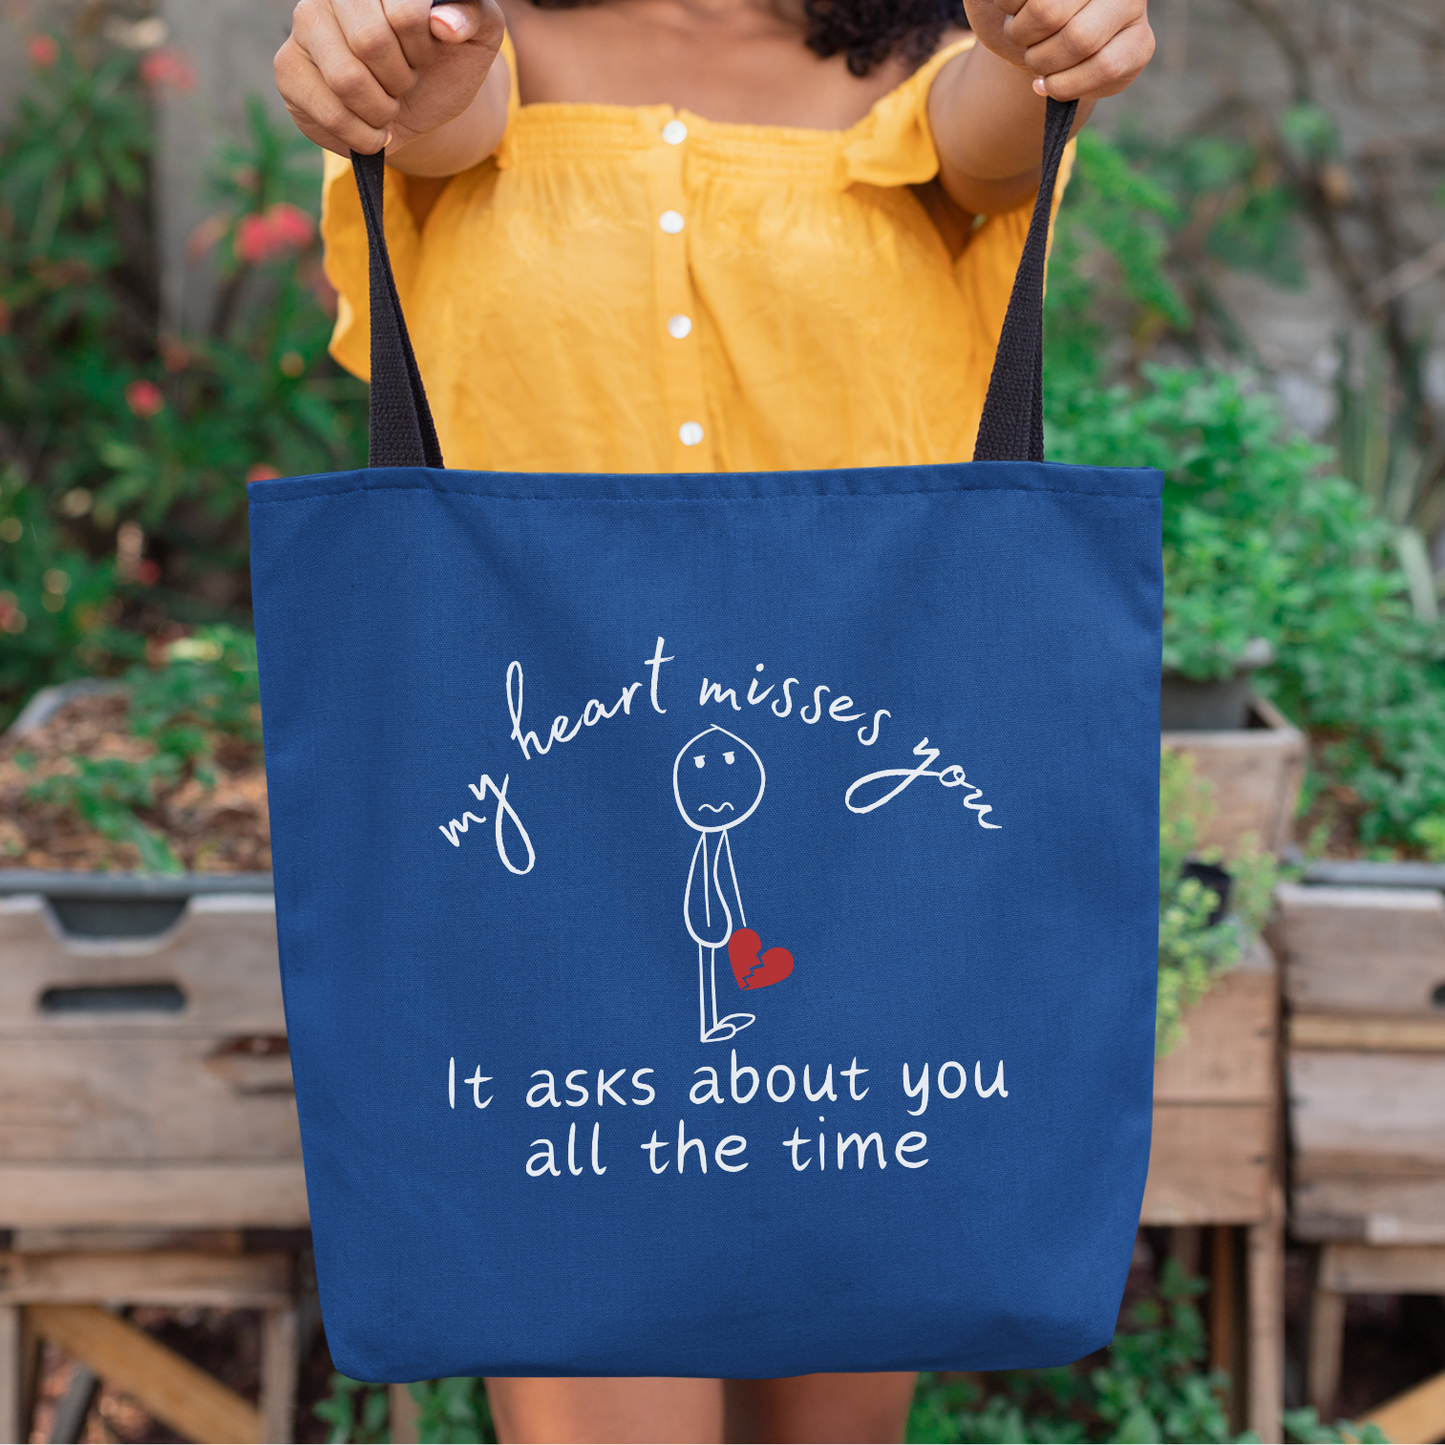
[728,928,794,991]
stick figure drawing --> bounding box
[673,725,794,1043]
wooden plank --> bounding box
[1141,1104,1274,1225]
[1291,1176,1445,1244]
[0,1303,23,1445]
[1274,884,1445,1016]
[0,1035,300,1163]
[1162,698,1306,855]
[0,895,284,1035]
[1246,1196,1285,1444]
[0,1164,308,1229]
[11,1229,243,1254]
[0,1250,292,1307]
[1289,1052,1445,1177]
[1307,1285,1345,1419]
[1155,942,1276,1104]
[1318,1242,1445,1295]
[260,1308,298,1445]
[28,1302,261,1444]
[1363,1367,1445,1445]
[1289,1013,1445,1052]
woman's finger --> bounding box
[430,2,487,43]
[1022,0,1147,79]
[380,0,449,69]
[1001,0,1091,52]
[276,39,392,155]
[298,3,407,127]
[1031,19,1156,100]
[328,0,419,99]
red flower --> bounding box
[268,203,315,249]
[27,35,59,68]
[246,463,282,483]
[125,380,164,419]
[139,47,196,93]
[235,204,316,265]
[136,560,162,586]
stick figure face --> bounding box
[673,726,766,832]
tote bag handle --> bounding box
[972,94,1078,463]
[350,94,1076,470]
[352,147,445,469]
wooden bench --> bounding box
[0,888,308,1442]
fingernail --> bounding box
[1033,77,1049,97]
[383,130,394,148]
[432,4,464,31]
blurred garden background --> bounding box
[0,0,1443,1441]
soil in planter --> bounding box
[0,692,269,873]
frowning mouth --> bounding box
[697,801,735,813]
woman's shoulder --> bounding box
[838,30,974,187]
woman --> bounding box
[275,0,1153,1437]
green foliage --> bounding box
[124,625,262,752]
[0,469,141,712]
[1044,124,1308,393]
[22,625,260,874]
[313,1375,390,1444]
[0,36,365,727]
[20,749,182,872]
[1046,345,1445,848]
[1047,364,1331,682]
[410,1377,497,1444]
[1281,1407,1388,1444]
[906,1261,1244,1444]
[1410,813,1445,862]
[1043,129,1190,385]
[1157,753,1277,1055]
[312,1375,496,1445]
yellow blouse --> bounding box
[321,33,1071,474]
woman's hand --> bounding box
[276,0,506,163]
[963,0,1154,101]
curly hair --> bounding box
[529,0,970,78]
[802,0,969,76]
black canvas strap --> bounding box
[352,93,1075,472]
[351,148,444,469]
[971,96,1078,464]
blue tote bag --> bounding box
[249,98,1162,1381]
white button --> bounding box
[679,421,705,447]
[662,120,688,145]
[667,314,692,340]
[659,210,685,234]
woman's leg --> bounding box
[485,1377,724,1445]
[723,1371,918,1445]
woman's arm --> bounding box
[928,0,1155,216]
[275,0,508,176]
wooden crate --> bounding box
[1275,882,1445,1016]
[0,892,307,1229]
[1162,697,1306,855]
[1275,883,1445,1245]
[1143,937,1279,1226]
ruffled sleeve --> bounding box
[321,30,520,382]
[839,36,975,188]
